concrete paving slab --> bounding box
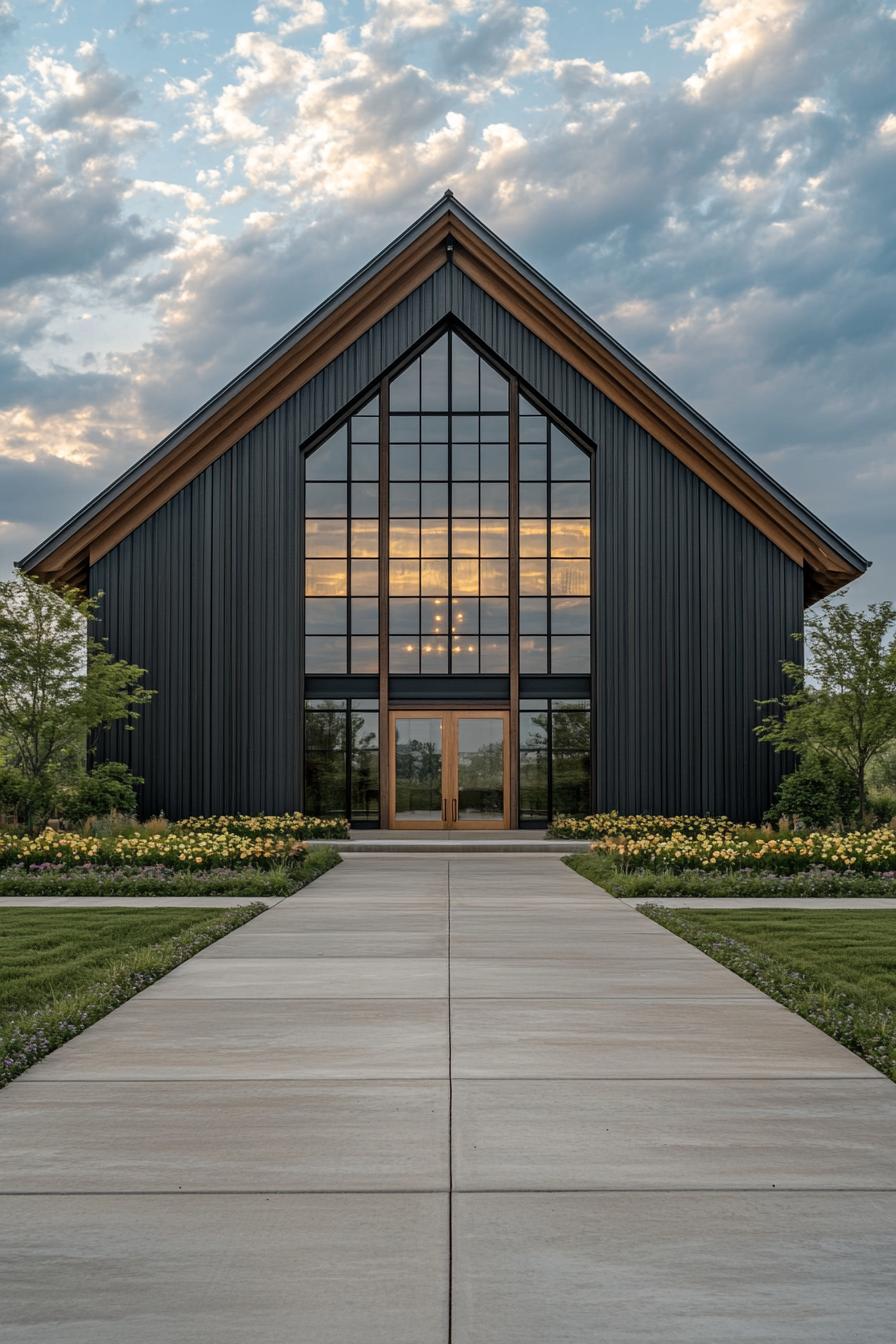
[198,929,449,957]
[451,928,698,958]
[0,1080,449,1192]
[29,998,449,1080]
[452,1078,896,1189]
[0,1193,448,1344]
[450,955,760,998]
[452,1192,896,1343]
[451,997,877,1078]
[140,956,448,998]
[243,899,447,927]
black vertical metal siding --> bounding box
[91,261,802,821]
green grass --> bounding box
[638,906,896,1080]
[565,852,896,899]
[0,903,266,1086]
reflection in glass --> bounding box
[351,519,378,556]
[519,483,546,516]
[452,559,478,594]
[420,640,449,672]
[350,559,379,595]
[421,482,448,515]
[480,519,508,556]
[551,597,590,633]
[551,482,587,517]
[390,599,420,633]
[305,560,347,596]
[420,560,449,594]
[390,520,420,556]
[389,636,419,672]
[351,597,378,633]
[519,597,547,634]
[390,443,419,479]
[551,429,590,479]
[480,559,508,595]
[351,482,378,517]
[550,635,591,673]
[450,598,478,633]
[519,519,547,556]
[389,560,419,595]
[394,717,442,819]
[551,560,590,595]
[457,717,505,820]
[451,638,479,673]
[480,638,509,673]
[305,519,347,557]
[305,599,347,633]
[420,520,449,555]
[351,442,378,479]
[305,427,347,479]
[421,443,448,479]
[519,442,547,478]
[480,598,508,633]
[420,335,449,410]
[351,636,379,673]
[550,519,590,557]
[390,483,420,515]
[520,560,547,594]
[305,637,348,673]
[305,483,346,516]
[390,362,419,412]
[451,518,479,556]
[451,334,479,411]
[519,635,548,673]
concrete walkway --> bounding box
[1,854,894,1341]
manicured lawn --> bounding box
[0,904,265,1086]
[640,906,896,1080]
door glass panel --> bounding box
[456,717,504,822]
[394,717,443,820]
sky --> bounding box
[0,0,894,604]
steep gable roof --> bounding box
[21,192,868,601]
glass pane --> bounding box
[450,597,478,635]
[480,559,508,595]
[305,427,347,480]
[451,334,479,411]
[480,360,509,412]
[452,482,478,515]
[551,519,590,557]
[551,750,591,818]
[551,429,590,479]
[390,442,419,479]
[480,637,509,673]
[550,635,591,673]
[452,442,478,479]
[304,751,347,817]
[520,413,547,442]
[421,482,448,515]
[551,559,590,595]
[480,598,508,634]
[351,414,378,443]
[350,559,379,595]
[351,482,378,517]
[305,599,346,634]
[420,639,449,672]
[350,749,379,822]
[389,560,419,595]
[350,442,378,480]
[551,597,590,634]
[520,710,548,750]
[480,483,508,517]
[304,704,346,749]
[390,483,419,516]
[519,749,548,821]
[519,519,547,557]
[389,636,419,672]
[480,519,508,556]
[519,635,548,673]
[480,415,508,442]
[390,363,419,412]
[480,443,508,478]
[422,415,448,442]
[452,559,479,594]
[351,519,378,557]
[421,519,449,555]
[394,717,442,820]
[389,598,419,633]
[390,415,420,443]
[351,635,379,673]
[421,335,449,411]
[551,482,587,517]
[452,415,479,442]
[519,597,547,634]
[520,483,546,517]
[451,638,479,673]
[420,559,449,595]
[422,597,451,634]
[305,560,347,596]
[452,518,479,557]
[390,520,420,557]
[421,443,448,479]
[519,442,547,479]
[457,717,504,821]
[520,560,547,595]
[305,519,347,557]
[552,708,591,750]
[351,597,378,634]
[305,636,347,672]
[305,483,346,517]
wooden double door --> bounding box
[388,709,510,829]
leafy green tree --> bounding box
[0,571,154,830]
[756,598,896,826]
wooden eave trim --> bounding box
[31,207,861,598]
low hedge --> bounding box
[0,902,267,1087]
[566,855,896,900]
[0,846,341,900]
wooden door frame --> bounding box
[387,707,510,829]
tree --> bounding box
[0,571,154,830]
[755,597,896,826]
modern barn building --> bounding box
[22,196,868,827]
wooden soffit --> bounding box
[25,207,863,600]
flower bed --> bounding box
[176,811,349,840]
[549,811,735,841]
[0,829,309,871]
[566,854,896,899]
[594,827,896,875]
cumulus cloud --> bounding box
[1,0,894,599]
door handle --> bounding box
[442,797,447,822]
[452,797,457,822]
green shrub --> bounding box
[763,757,858,829]
[566,854,896,900]
[56,762,142,827]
